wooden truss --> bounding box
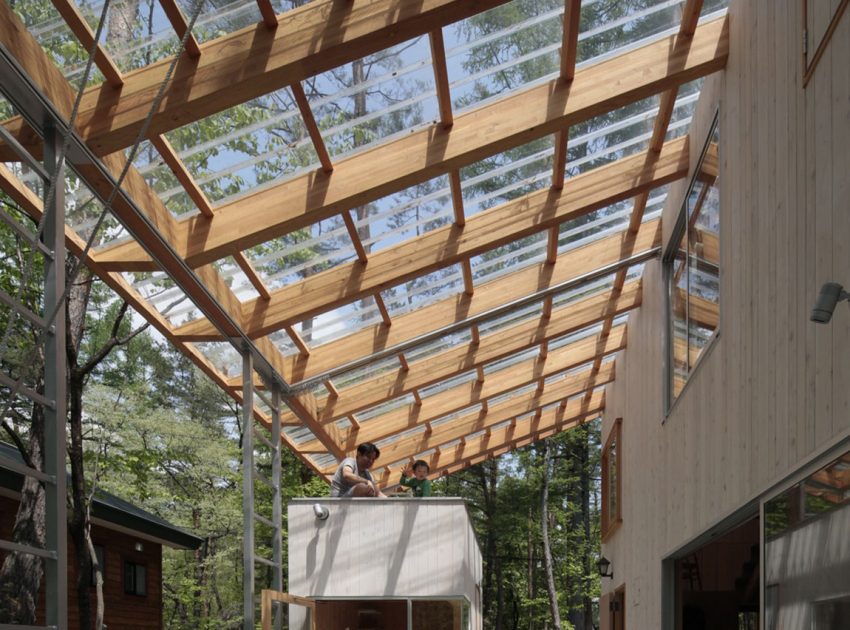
[0,0,727,484]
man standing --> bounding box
[330,442,386,497]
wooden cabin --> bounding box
[0,442,203,629]
[287,498,482,630]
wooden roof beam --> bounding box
[93,17,727,270]
[290,82,333,173]
[170,137,685,341]
[4,0,511,157]
[303,324,625,453]
[224,217,660,384]
[257,0,278,28]
[370,364,612,463]
[158,0,202,58]
[301,280,641,424]
[52,0,124,87]
[552,0,582,190]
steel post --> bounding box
[242,349,255,629]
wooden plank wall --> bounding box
[600,0,850,627]
[287,498,482,630]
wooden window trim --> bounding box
[601,418,623,541]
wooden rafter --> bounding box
[552,0,582,189]
[1,0,512,158]
[150,134,214,217]
[228,218,659,385]
[93,17,727,270]
[376,389,605,482]
[157,0,202,58]
[290,82,333,173]
[366,364,613,464]
[257,0,278,28]
[427,410,588,478]
[299,324,625,453]
[287,281,641,425]
[342,211,368,263]
[170,139,684,341]
[51,0,123,87]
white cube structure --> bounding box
[287,498,482,630]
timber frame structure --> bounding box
[0,0,728,626]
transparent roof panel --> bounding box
[309,36,439,161]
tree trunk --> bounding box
[541,440,562,630]
[68,367,93,630]
[0,403,47,624]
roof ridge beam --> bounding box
[94,16,728,270]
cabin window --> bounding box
[601,418,622,541]
[665,113,720,409]
[124,560,147,596]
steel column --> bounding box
[271,384,283,630]
[242,348,255,629]
[43,123,68,629]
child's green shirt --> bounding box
[399,475,432,497]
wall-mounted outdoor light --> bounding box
[811,282,850,323]
[313,503,329,521]
[597,556,613,579]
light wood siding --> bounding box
[600,0,850,628]
[287,498,482,630]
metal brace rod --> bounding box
[0,287,51,332]
[0,370,56,409]
[0,538,58,560]
[0,121,49,181]
[0,452,56,484]
[0,205,54,259]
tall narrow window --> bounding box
[601,418,622,541]
[665,113,720,408]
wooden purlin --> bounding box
[295,281,642,427]
[222,218,660,389]
[0,2,339,464]
[157,0,202,57]
[0,0,512,159]
[51,0,123,87]
[298,324,626,454]
[93,16,728,271]
[552,0,582,190]
[171,138,686,342]
[290,81,333,173]
[368,363,613,465]
[378,390,605,484]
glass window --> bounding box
[665,113,720,409]
[601,418,622,540]
[124,560,147,596]
[763,449,850,629]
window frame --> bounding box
[601,417,623,541]
[663,109,721,414]
[123,559,147,597]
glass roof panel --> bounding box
[308,36,439,161]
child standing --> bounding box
[399,460,432,497]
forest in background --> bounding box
[0,0,696,626]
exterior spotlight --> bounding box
[597,556,613,579]
[313,503,329,521]
[811,282,850,323]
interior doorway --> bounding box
[674,516,760,630]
